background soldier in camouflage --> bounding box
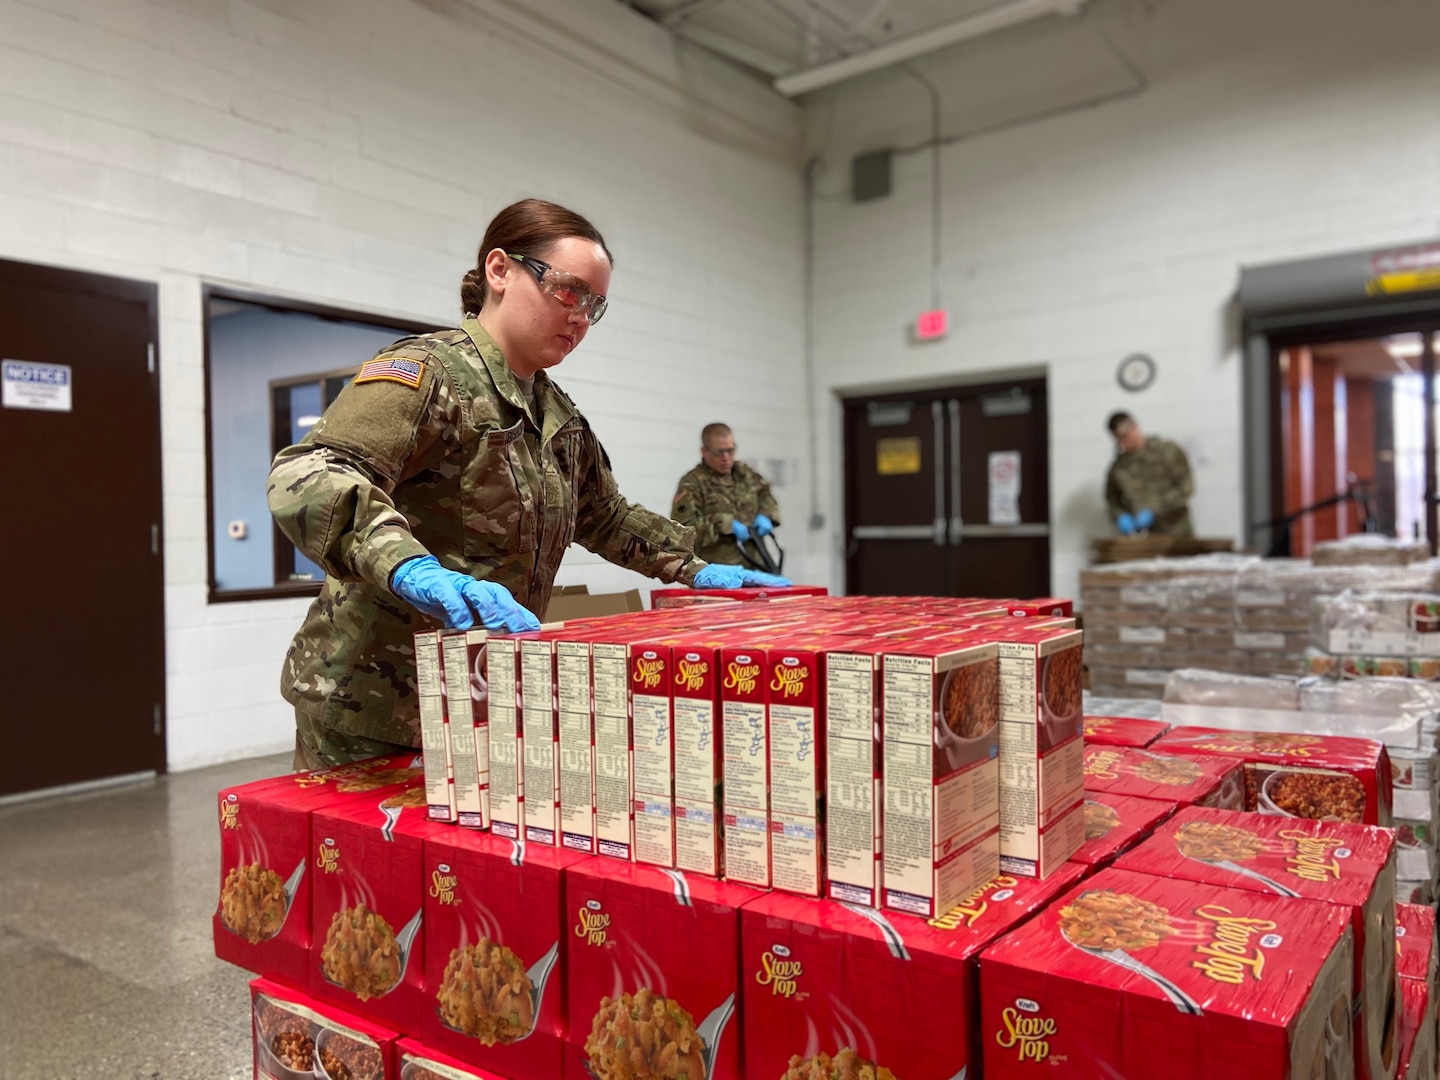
[270,201,784,769]
[1105,411,1195,537]
[672,423,781,565]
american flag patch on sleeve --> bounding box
[354,356,425,388]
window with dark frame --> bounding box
[204,287,433,603]
[269,368,358,585]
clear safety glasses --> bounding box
[507,253,609,325]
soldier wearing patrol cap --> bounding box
[1104,411,1195,538]
[671,423,781,566]
[269,199,788,769]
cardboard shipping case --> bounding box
[980,866,1357,1080]
[1151,727,1394,827]
[421,829,586,1077]
[563,860,757,1080]
[1115,805,1399,1080]
[215,756,423,984]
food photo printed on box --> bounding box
[251,976,396,1080]
[563,859,755,1080]
[1114,804,1399,1080]
[215,756,424,985]
[421,828,585,1077]
[980,866,1357,1079]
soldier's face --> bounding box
[1114,421,1143,454]
[496,237,612,373]
[702,438,736,474]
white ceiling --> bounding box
[623,0,1043,82]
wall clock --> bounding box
[1117,353,1156,392]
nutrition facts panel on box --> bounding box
[488,640,520,835]
[591,644,631,855]
[997,647,1038,722]
[883,655,933,745]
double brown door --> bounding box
[0,259,165,796]
[843,378,1050,598]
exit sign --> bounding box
[915,309,948,341]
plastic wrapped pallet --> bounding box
[1298,678,1440,751]
[1312,535,1430,567]
[1082,557,1440,684]
[1311,591,1440,656]
[1161,668,1303,711]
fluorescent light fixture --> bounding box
[1384,337,1425,360]
[773,0,1087,97]
[297,414,323,428]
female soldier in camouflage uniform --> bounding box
[269,200,786,768]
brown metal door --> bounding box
[843,396,949,595]
[0,259,164,795]
[844,379,1051,599]
[949,380,1051,597]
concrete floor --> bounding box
[0,752,293,1079]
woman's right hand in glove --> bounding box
[693,564,791,589]
[390,555,540,632]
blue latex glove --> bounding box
[694,564,792,589]
[1116,513,1137,536]
[1135,508,1156,531]
[732,520,751,544]
[753,514,774,537]
[391,556,540,632]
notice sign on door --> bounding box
[988,450,1021,525]
[3,360,72,412]
[876,436,921,475]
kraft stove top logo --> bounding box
[996,1001,1057,1063]
[755,945,804,998]
[576,900,610,947]
[724,656,761,694]
[316,838,340,874]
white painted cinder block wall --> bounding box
[0,0,804,769]
[799,0,1440,604]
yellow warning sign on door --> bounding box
[1366,267,1440,296]
[876,436,922,475]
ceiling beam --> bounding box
[773,0,1087,97]
[675,22,795,77]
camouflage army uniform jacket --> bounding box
[1105,436,1194,537]
[269,317,705,747]
[671,460,780,565]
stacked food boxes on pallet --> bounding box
[1081,555,1440,699]
[218,592,1423,1080]
[1162,660,1440,906]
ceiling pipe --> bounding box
[773,0,1088,97]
